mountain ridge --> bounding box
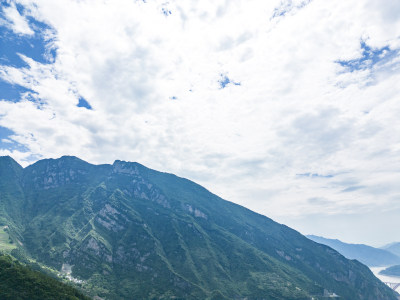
[382,242,400,258]
[307,235,400,267]
[0,156,397,299]
[380,265,400,277]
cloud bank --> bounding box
[1,0,400,245]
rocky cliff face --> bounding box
[0,156,397,300]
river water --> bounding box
[370,267,400,293]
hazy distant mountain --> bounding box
[380,265,400,277]
[307,235,400,267]
[382,242,400,257]
[0,156,397,299]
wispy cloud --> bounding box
[1,2,34,36]
[271,0,312,19]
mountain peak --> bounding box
[113,159,140,165]
[382,242,400,257]
[112,159,142,175]
[0,155,23,175]
[59,155,81,160]
[54,155,90,164]
[26,155,91,169]
[0,155,17,163]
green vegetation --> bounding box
[0,155,397,299]
[0,254,90,300]
[0,226,17,252]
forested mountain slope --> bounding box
[0,254,89,300]
[0,156,397,299]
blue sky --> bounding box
[337,41,397,72]
[1,0,400,246]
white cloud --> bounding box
[1,0,400,244]
[1,1,34,36]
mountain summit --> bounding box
[0,156,397,299]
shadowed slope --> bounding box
[0,254,90,300]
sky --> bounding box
[1,0,400,247]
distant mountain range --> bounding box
[380,265,400,277]
[307,235,400,267]
[382,242,400,257]
[0,156,397,299]
[379,243,400,278]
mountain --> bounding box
[307,235,400,267]
[0,254,89,300]
[383,242,400,258]
[380,265,400,277]
[0,155,397,299]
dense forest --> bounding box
[0,254,89,300]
